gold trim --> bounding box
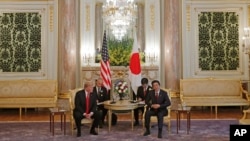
[150,4,155,30]
[86,4,90,31]
[0,0,51,1]
[248,5,250,27]
[186,5,191,31]
[49,6,54,32]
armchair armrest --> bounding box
[242,90,250,101]
[241,109,250,120]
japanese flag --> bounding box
[129,31,142,95]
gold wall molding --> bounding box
[248,5,250,26]
[49,6,54,32]
[186,5,191,31]
[150,4,155,30]
[0,0,51,1]
[85,4,90,31]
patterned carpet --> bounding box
[0,119,238,141]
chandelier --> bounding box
[102,0,137,40]
[243,27,250,54]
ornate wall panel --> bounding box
[182,0,249,79]
[198,12,239,71]
[0,0,58,79]
[0,12,42,72]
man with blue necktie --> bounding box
[143,80,171,138]
[93,78,109,128]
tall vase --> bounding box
[119,93,123,100]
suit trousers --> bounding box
[73,110,100,132]
[144,109,167,129]
[98,105,107,122]
[134,106,144,122]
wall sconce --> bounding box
[145,51,157,66]
[83,53,93,66]
[243,27,250,54]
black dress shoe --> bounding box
[143,130,150,136]
[90,130,98,135]
[158,133,162,138]
[77,132,81,137]
[134,121,139,126]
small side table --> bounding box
[49,107,67,136]
[174,106,191,134]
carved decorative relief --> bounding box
[81,66,159,86]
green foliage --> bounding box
[108,37,133,66]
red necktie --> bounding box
[155,92,158,103]
[154,92,158,112]
[86,93,90,114]
[144,88,146,96]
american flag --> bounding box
[100,31,111,90]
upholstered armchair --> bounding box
[110,78,132,101]
[239,108,250,125]
[142,88,171,133]
[68,88,98,135]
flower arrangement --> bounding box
[114,80,128,100]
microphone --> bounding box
[110,96,116,104]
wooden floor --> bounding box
[0,97,247,122]
[0,106,246,122]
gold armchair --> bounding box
[239,108,250,125]
[69,88,97,135]
[142,88,171,133]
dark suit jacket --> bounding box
[93,86,109,102]
[136,85,152,101]
[73,89,97,114]
[145,89,171,113]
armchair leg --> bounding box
[168,122,171,134]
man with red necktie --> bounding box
[143,80,171,139]
[133,78,152,126]
[73,81,100,137]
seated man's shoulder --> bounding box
[76,89,84,94]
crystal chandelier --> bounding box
[102,0,137,40]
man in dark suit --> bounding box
[134,78,152,126]
[93,78,109,127]
[73,81,100,137]
[143,80,171,138]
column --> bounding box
[95,3,103,63]
[58,0,79,93]
[163,0,181,91]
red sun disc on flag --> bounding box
[129,53,141,75]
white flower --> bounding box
[115,80,128,96]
